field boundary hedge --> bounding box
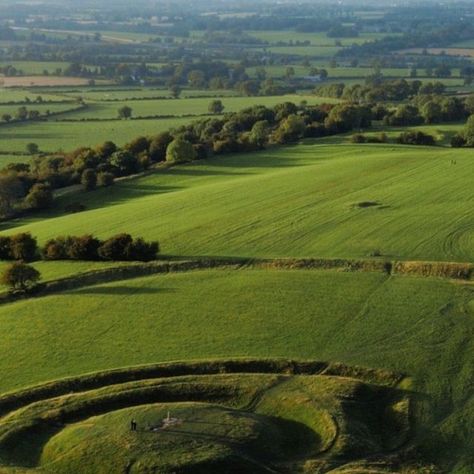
[0,257,471,305]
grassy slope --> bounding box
[2,143,473,262]
[0,269,472,471]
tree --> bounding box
[421,101,442,124]
[169,85,182,98]
[463,114,474,146]
[25,183,53,210]
[109,150,139,176]
[208,100,224,114]
[465,95,474,115]
[126,237,159,261]
[187,70,206,88]
[1,113,11,122]
[118,105,133,119]
[68,235,101,260]
[0,236,12,259]
[96,141,117,158]
[26,142,39,155]
[249,120,270,148]
[81,168,97,191]
[166,138,196,163]
[149,132,174,162]
[0,175,23,218]
[125,136,149,155]
[97,172,115,187]
[16,106,28,121]
[273,114,306,144]
[285,67,295,80]
[1,262,40,291]
[98,234,133,260]
[9,233,38,261]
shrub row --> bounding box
[0,233,159,262]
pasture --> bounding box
[0,116,211,153]
[3,143,472,263]
[0,268,471,472]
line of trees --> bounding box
[0,101,372,219]
[0,233,159,262]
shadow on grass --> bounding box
[72,285,176,296]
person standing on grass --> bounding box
[130,419,137,431]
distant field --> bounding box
[0,102,79,117]
[55,94,339,120]
[249,30,388,46]
[0,116,211,153]
[247,65,411,79]
[0,94,339,153]
[1,76,109,87]
[62,88,239,101]
[399,47,474,57]
[0,61,70,75]
[3,143,473,262]
[0,89,67,103]
[261,45,343,57]
[449,39,474,48]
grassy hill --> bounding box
[0,141,473,472]
[3,143,473,262]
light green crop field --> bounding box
[262,45,343,57]
[3,143,472,262]
[0,116,212,153]
[60,88,239,101]
[0,269,472,472]
[55,94,339,120]
[0,89,66,103]
[0,102,79,117]
[0,61,71,75]
[0,153,30,168]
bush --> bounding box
[25,183,53,210]
[397,131,436,146]
[68,235,101,260]
[351,133,367,143]
[126,237,160,262]
[42,236,70,260]
[98,233,134,261]
[451,134,467,148]
[97,172,115,187]
[0,236,12,259]
[81,168,97,191]
[0,262,41,291]
[166,138,196,163]
[9,233,37,261]
[42,234,159,262]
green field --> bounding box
[55,94,339,120]
[0,94,340,154]
[249,30,389,46]
[0,124,473,471]
[0,268,472,472]
[0,61,71,75]
[0,116,211,153]
[0,89,66,103]
[3,143,472,262]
